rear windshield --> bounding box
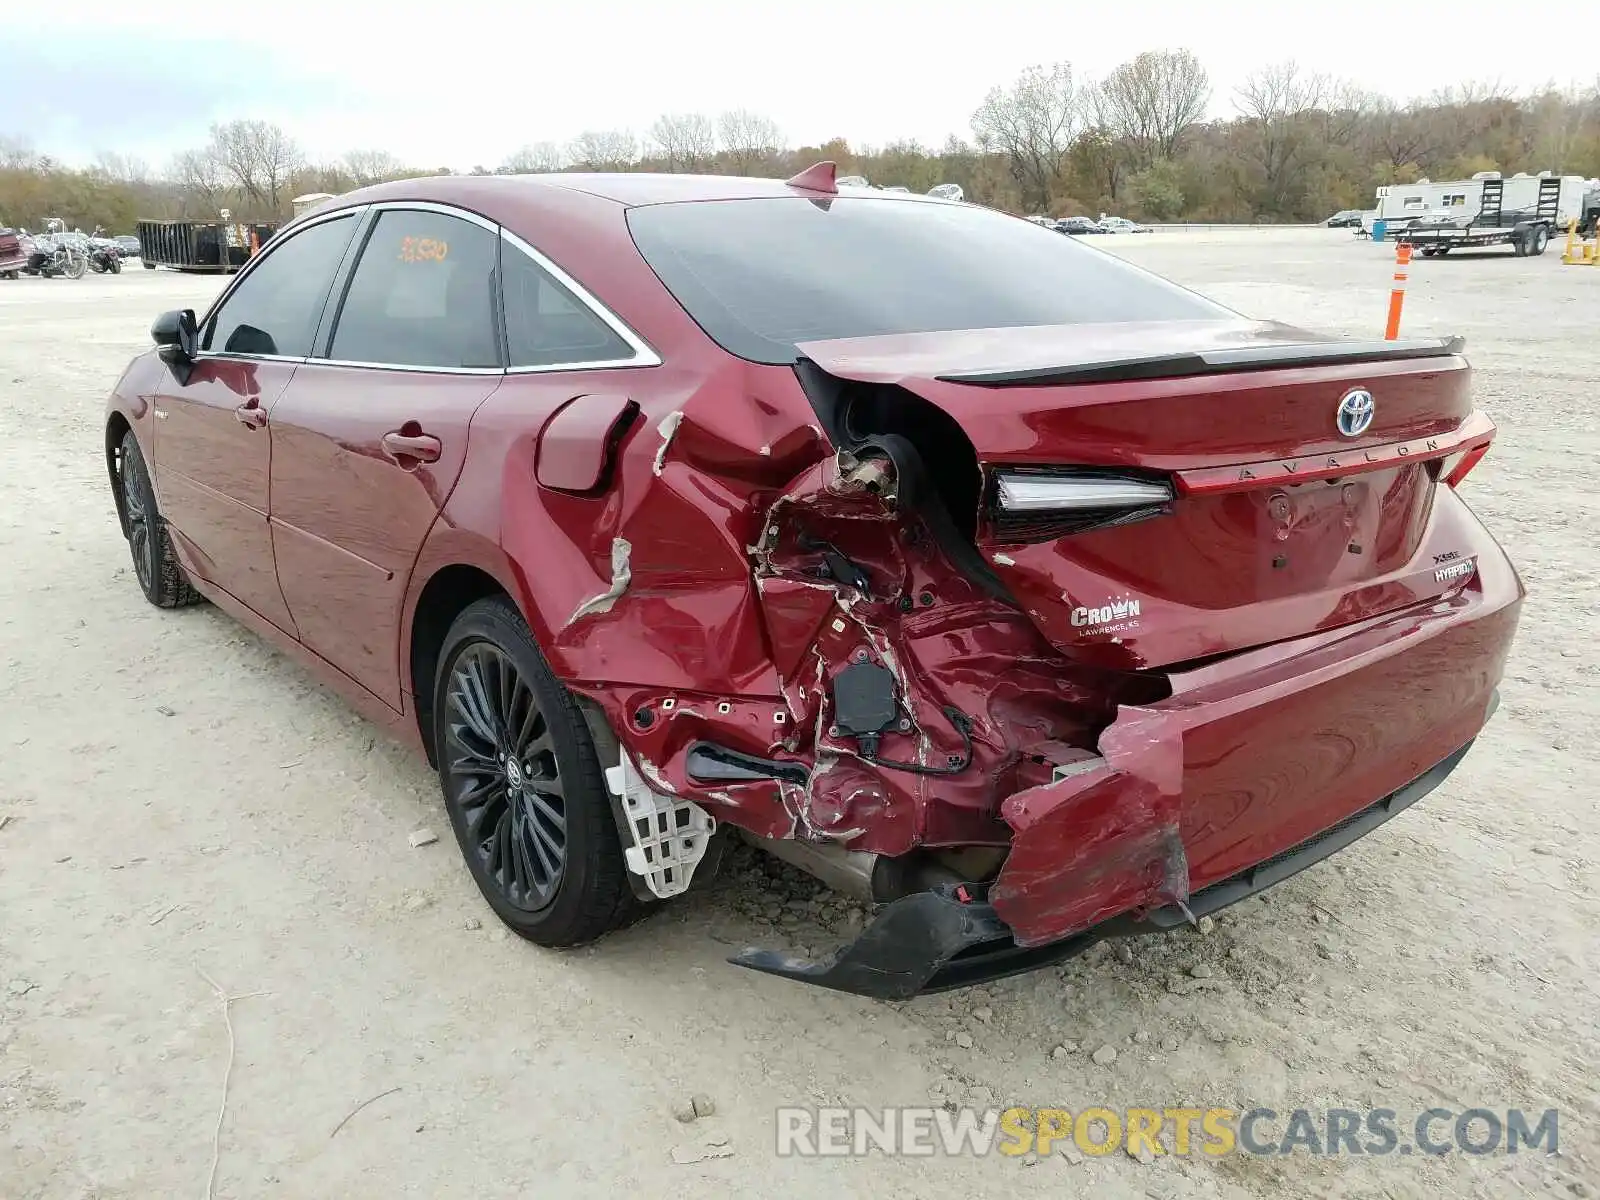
[626,197,1232,364]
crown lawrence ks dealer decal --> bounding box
[1071,596,1142,635]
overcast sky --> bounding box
[11,1,1598,171]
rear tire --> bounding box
[118,430,203,609]
[1530,225,1549,256]
[433,596,645,947]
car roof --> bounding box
[325,171,947,214]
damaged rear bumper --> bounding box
[731,730,1482,999]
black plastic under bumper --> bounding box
[729,731,1482,1000]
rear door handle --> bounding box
[234,401,267,429]
[382,430,442,466]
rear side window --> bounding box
[500,235,634,368]
[328,209,500,369]
[202,214,357,357]
[626,197,1232,364]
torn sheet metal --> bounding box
[567,537,633,626]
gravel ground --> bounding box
[1,229,1595,1199]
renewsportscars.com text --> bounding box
[775,1105,1559,1158]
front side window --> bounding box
[328,209,500,369]
[627,197,1232,365]
[500,235,634,368]
[202,214,357,357]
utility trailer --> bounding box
[135,218,277,272]
[1396,175,1568,257]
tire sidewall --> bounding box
[120,431,161,603]
[432,599,621,942]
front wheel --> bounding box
[433,596,644,946]
[63,251,87,280]
[118,430,203,608]
[1530,225,1549,256]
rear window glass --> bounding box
[626,197,1231,364]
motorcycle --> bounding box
[87,240,123,274]
[23,226,89,279]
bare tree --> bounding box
[1367,100,1437,170]
[1095,49,1210,168]
[0,135,37,169]
[717,110,783,175]
[970,62,1082,211]
[204,119,301,212]
[567,130,637,171]
[91,151,151,185]
[649,113,718,171]
[1528,86,1588,172]
[342,149,407,186]
[1234,61,1332,215]
[170,148,226,214]
[499,142,567,173]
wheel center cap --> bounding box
[505,757,524,791]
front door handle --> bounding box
[234,400,267,429]
[382,430,442,466]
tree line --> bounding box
[3,53,1597,233]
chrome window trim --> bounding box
[499,228,662,374]
[195,204,369,351]
[197,198,663,376]
[298,359,505,376]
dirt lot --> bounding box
[1,230,1595,1199]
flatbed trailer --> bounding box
[1396,176,1560,257]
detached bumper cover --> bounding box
[731,732,1481,1000]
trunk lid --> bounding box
[796,320,1493,670]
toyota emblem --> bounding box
[1335,388,1375,438]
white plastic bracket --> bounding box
[605,752,716,899]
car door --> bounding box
[152,210,361,633]
[266,204,505,709]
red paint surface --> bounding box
[103,175,1524,950]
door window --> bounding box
[501,236,634,368]
[202,214,358,358]
[328,210,501,369]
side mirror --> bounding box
[153,309,198,384]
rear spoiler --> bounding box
[936,335,1467,387]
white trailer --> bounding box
[1363,172,1588,256]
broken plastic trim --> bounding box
[730,729,1481,998]
[686,741,811,786]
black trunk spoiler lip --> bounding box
[935,334,1468,388]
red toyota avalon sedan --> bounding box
[103,165,1522,998]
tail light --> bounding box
[1437,438,1492,488]
[990,467,1174,541]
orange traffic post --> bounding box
[1384,242,1411,340]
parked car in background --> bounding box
[0,226,29,278]
[1056,216,1106,235]
[103,165,1520,1000]
[1324,209,1365,228]
[1096,215,1151,234]
[115,234,142,259]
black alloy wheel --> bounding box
[433,596,644,946]
[442,641,569,911]
[117,430,201,608]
